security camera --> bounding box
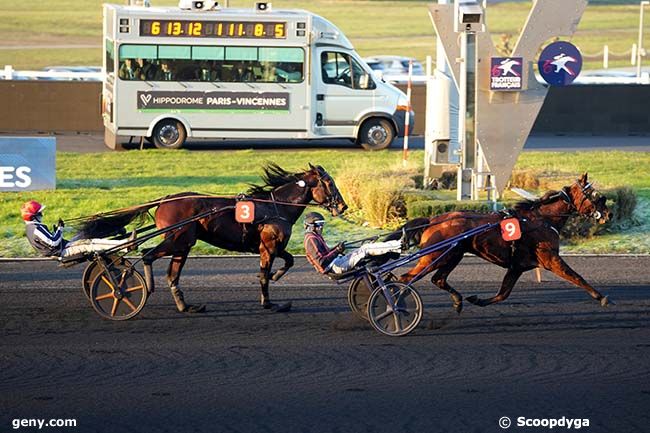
[454,0,485,33]
[178,0,219,11]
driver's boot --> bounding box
[170,285,206,313]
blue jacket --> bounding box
[25,221,67,256]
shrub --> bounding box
[336,168,415,228]
[407,200,497,219]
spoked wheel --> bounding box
[367,282,423,337]
[347,273,395,321]
[89,260,148,321]
[81,254,122,300]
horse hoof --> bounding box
[271,301,292,313]
[600,296,613,307]
[183,304,206,313]
[466,295,479,305]
[454,302,463,315]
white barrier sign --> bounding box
[0,137,56,191]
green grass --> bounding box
[0,0,648,70]
[1,149,649,257]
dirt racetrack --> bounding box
[1,255,649,433]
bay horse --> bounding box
[77,163,347,313]
[392,173,611,314]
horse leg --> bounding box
[538,252,610,307]
[270,250,294,282]
[142,228,204,313]
[429,251,465,314]
[466,268,523,307]
[258,249,292,312]
[166,252,205,314]
[398,254,440,284]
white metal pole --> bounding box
[403,59,413,167]
[638,1,649,79]
[457,32,467,201]
[603,45,609,69]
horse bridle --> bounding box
[563,181,602,220]
[313,170,342,213]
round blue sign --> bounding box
[538,41,582,86]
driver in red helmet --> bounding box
[21,200,131,258]
[303,212,402,274]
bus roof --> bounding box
[104,3,353,49]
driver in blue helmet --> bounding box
[303,212,402,274]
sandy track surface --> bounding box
[1,256,649,433]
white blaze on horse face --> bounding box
[296,180,306,187]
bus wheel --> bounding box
[152,119,186,150]
[358,118,394,150]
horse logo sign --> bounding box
[490,57,523,91]
[538,41,583,86]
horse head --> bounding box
[302,163,348,216]
[565,172,611,224]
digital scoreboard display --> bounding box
[140,19,287,39]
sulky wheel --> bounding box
[367,282,423,337]
[347,273,395,321]
[81,254,123,300]
[89,261,148,321]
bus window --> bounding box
[259,47,304,83]
[105,40,115,74]
[116,44,304,83]
[321,51,375,90]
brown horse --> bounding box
[77,163,347,313]
[393,173,611,314]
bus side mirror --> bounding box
[359,73,369,89]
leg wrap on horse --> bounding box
[170,285,206,314]
[170,285,187,312]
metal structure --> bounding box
[425,0,588,199]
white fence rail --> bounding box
[1,65,102,81]
[2,65,648,85]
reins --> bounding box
[65,191,323,225]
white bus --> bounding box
[102,1,413,150]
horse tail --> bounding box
[384,217,431,248]
[73,202,160,240]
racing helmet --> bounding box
[20,200,45,221]
[304,212,325,231]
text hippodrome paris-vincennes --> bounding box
[151,96,287,106]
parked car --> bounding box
[362,56,425,76]
[41,66,102,81]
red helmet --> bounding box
[20,200,44,221]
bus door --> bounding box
[314,49,377,136]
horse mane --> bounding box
[512,190,562,212]
[247,163,300,196]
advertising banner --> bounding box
[137,91,290,111]
[490,57,523,91]
[0,137,55,191]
